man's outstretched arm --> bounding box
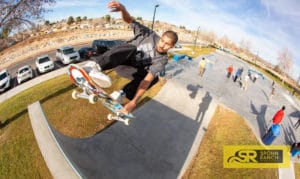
[121,72,154,114]
[107,1,132,24]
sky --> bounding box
[44,0,300,80]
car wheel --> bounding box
[36,68,40,75]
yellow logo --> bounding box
[224,146,290,168]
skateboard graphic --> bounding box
[67,64,134,125]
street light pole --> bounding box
[151,4,159,30]
[192,26,200,54]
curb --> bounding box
[28,101,82,179]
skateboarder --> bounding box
[265,106,285,134]
[84,1,178,114]
[198,57,206,77]
[233,67,243,82]
[272,106,285,124]
[226,65,233,78]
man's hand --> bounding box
[107,1,125,12]
[117,73,154,114]
[119,100,136,114]
[106,1,132,23]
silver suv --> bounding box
[56,46,80,65]
[0,69,11,92]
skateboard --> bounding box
[67,64,134,125]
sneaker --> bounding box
[83,61,101,73]
[111,90,126,104]
[83,61,112,88]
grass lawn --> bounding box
[0,69,164,177]
[182,105,278,178]
[172,46,215,59]
[295,163,300,179]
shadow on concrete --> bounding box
[289,111,300,118]
[261,89,269,101]
[186,84,203,99]
[250,101,268,138]
[173,69,184,77]
[195,91,212,125]
[282,124,297,145]
[50,99,201,179]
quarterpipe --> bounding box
[28,63,217,179]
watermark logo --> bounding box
[224,146,290,168]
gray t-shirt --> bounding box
[127,20,168,77]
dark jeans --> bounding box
[94,43,159,100]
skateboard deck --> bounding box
[67,64,134,125]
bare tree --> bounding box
[0,0,56,39]
[219,35,231,49]
[202,31,216,45]
[239,38,251,52]
[277,47,293,83]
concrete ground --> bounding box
[26,50,300,178]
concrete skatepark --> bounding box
[25,50,300,178]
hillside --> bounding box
[0,18,194,69]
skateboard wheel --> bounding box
[72,90,79,100]
[124,119,130,125]
[107,114,113,120]
[88,94,98,104]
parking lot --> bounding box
[0,40,123,94]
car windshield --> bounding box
[86,47,94,51]
[19,67,29,74]
[38,57,50,63]
[106,41,116,47]
[63,48,75,54]
[94,40,116,47]
[0,72,7,80]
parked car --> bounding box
[78,47,97,59]
[17,65,33,84]
[0,69,11,92]
[35,55,55,73]
[174,43,182,48]
[56,46,80,65]
[114,39,125,45]
[92,39,118,54]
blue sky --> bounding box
[44,0,300,80]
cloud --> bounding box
[157,0,300,79]
[43,0,300,79]
[50,0,103,8]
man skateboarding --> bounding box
[272,106,285,124]
[85,1,178,114]
[265,106,285,134]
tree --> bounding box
[0,0,56,39]
[104,15,111,23]
[44,20,50,26]
[67,16,74,25]
[202,31,216,45]
[219,35,231,49]
[239,38,252,52]
[277,47,293,83]
[76,16,81,23]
